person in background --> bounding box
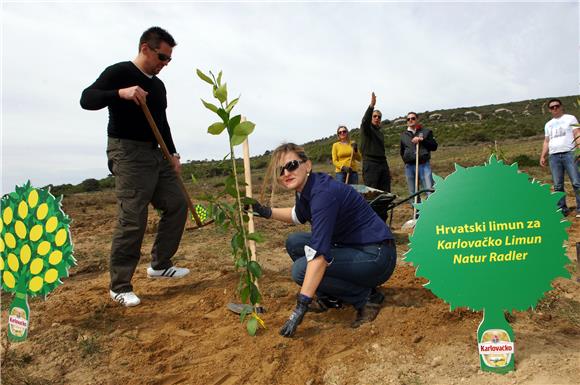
[80,27,189,307]
[332,125,361,184]
[399,112,438,216]
[360,92,391,192]
[540,98,580,218]
[251,143,396,337]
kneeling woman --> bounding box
[253,143,396,337]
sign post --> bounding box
[1,182,76,342]
[405,156,570,373]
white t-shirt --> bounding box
[544,114,579,154]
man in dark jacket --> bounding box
[360,92,391,192]
[400,112,438,212]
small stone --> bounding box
[371,343,379,350]
[305,379,314,385]
[413,335,423,343]
[431,356,442,367]
[51,322,61,327]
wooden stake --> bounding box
[241,119,261,300]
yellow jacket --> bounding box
[332,141,361,173]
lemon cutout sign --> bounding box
[405,156,570,374]
[1,182,76,342]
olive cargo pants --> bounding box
[107,138,187,293]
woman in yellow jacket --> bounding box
[332,125,361,184]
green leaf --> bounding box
[215,83,228,104]
[228,115,242,132]
[217,71,223,86]
[240,306,249,323]
[230,134,247,146]
[240,285,250,303]
[217,108,229,124]
[201,99,218,113]
[190,174,198,185]
[241,197,257,205]
[207,122,226,135]
[224,175,238,197]
[233,121,255,136]
[226,97,240,113]
[249,282,261,304]
[246,317,258,336]
[247,232,265,243]
[248,260,262,278]
[196,69,214,85]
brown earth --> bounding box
[1,159,580,385]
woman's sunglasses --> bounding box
[338,130,348,134]
[278,159,305,176]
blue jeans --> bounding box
[285,232,396,309]
[405,162,434,216]
[549,151,580,214]
[335,172,359,185]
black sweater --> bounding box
[80,61,177,154]
[400,127,438,164]
[360,106,386,162]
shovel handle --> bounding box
[140,103,204,227]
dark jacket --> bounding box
[360,106,386,162]
[400,127,438,164]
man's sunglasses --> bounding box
[278,159,305,176]
[372,115,382,119]
[549,104,561,110]
[407,116,417,121]
[151,47,172,62]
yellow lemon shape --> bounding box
[0,218,3,232]
[45,217,58,233]
[0,237,4,253]
[18,201,28,219]
[37,241,50,256]
[5,233,16,249]
[36,203,49,220]
[3,207,13,225]
[49,250,63,265]
[29,225,43,242]
[15,220,27,239]
[28,189,39,208]
[29,276,43,292]
[55,229,67,246]
[7,253,19,272]
[20,245,31,264]
[0,257,4,270]
[30,258,44,275]
[44,268,58,284]
[3,271,15,289]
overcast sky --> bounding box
[1,1,578,194]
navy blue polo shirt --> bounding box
[294,172,394,262]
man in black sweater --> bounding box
[80,27,188,307]
[360,92,391,192]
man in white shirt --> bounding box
[540,98,580,217]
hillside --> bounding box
[47,95,579,196]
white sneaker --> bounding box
[147,266,190,279]
[110,290,141,307]
[576,213,580,218]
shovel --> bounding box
[140,102,212,229]
[401,141,420,231]
[345,141,356,184]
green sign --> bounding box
[1,182,76,342]
[405,156,570,373]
